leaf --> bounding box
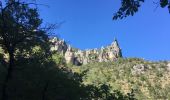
[160,0,168,8]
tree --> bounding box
[0,0,52,100]
[113,0,170,20]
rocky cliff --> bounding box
[50,37,122,65]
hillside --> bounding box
[1,36,170,100]
[50,37,170,100]
[1,0,170,100]
[69,58,170,100]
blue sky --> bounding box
[37,0,170,61]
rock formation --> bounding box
[50,37,67,55]
[50,37,122,65]
[167,63,170,71]
[64,45,75,64]
[131,64,145,75]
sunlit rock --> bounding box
[131,64,145,75]
[64,45,74,64]
[50,37,122,65]
[167,63,170,71]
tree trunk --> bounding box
[1,49,15,100]
[42,82,49,100]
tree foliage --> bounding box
[113,0,170,20]
[0,0,52,99]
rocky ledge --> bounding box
[50,37,122,65]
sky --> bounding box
[36,0,170,61]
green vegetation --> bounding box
[0,1,136,100]
[0,48,137,99]
[70,58,170,100]
[0,0,169,100]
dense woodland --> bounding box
[0,0,170,100]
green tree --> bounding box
[0,0,52,99]
[113,0,170,20]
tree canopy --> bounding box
[0,0,52,99]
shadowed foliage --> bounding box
[0,0,52,99]
[113,0,170,20]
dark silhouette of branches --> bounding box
[0,0,53,100]
[113,0,170,20]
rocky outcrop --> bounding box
[50,37,122,65]
[131,64,145,75]
[50,38,67,55]
[167,63,170,71]
[64,45,75,64]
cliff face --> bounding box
[50,37,122,65]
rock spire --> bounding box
[50,37,122,65]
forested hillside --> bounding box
[0,47,137,100]
[69,58,170,99]
[0,0,170,100]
